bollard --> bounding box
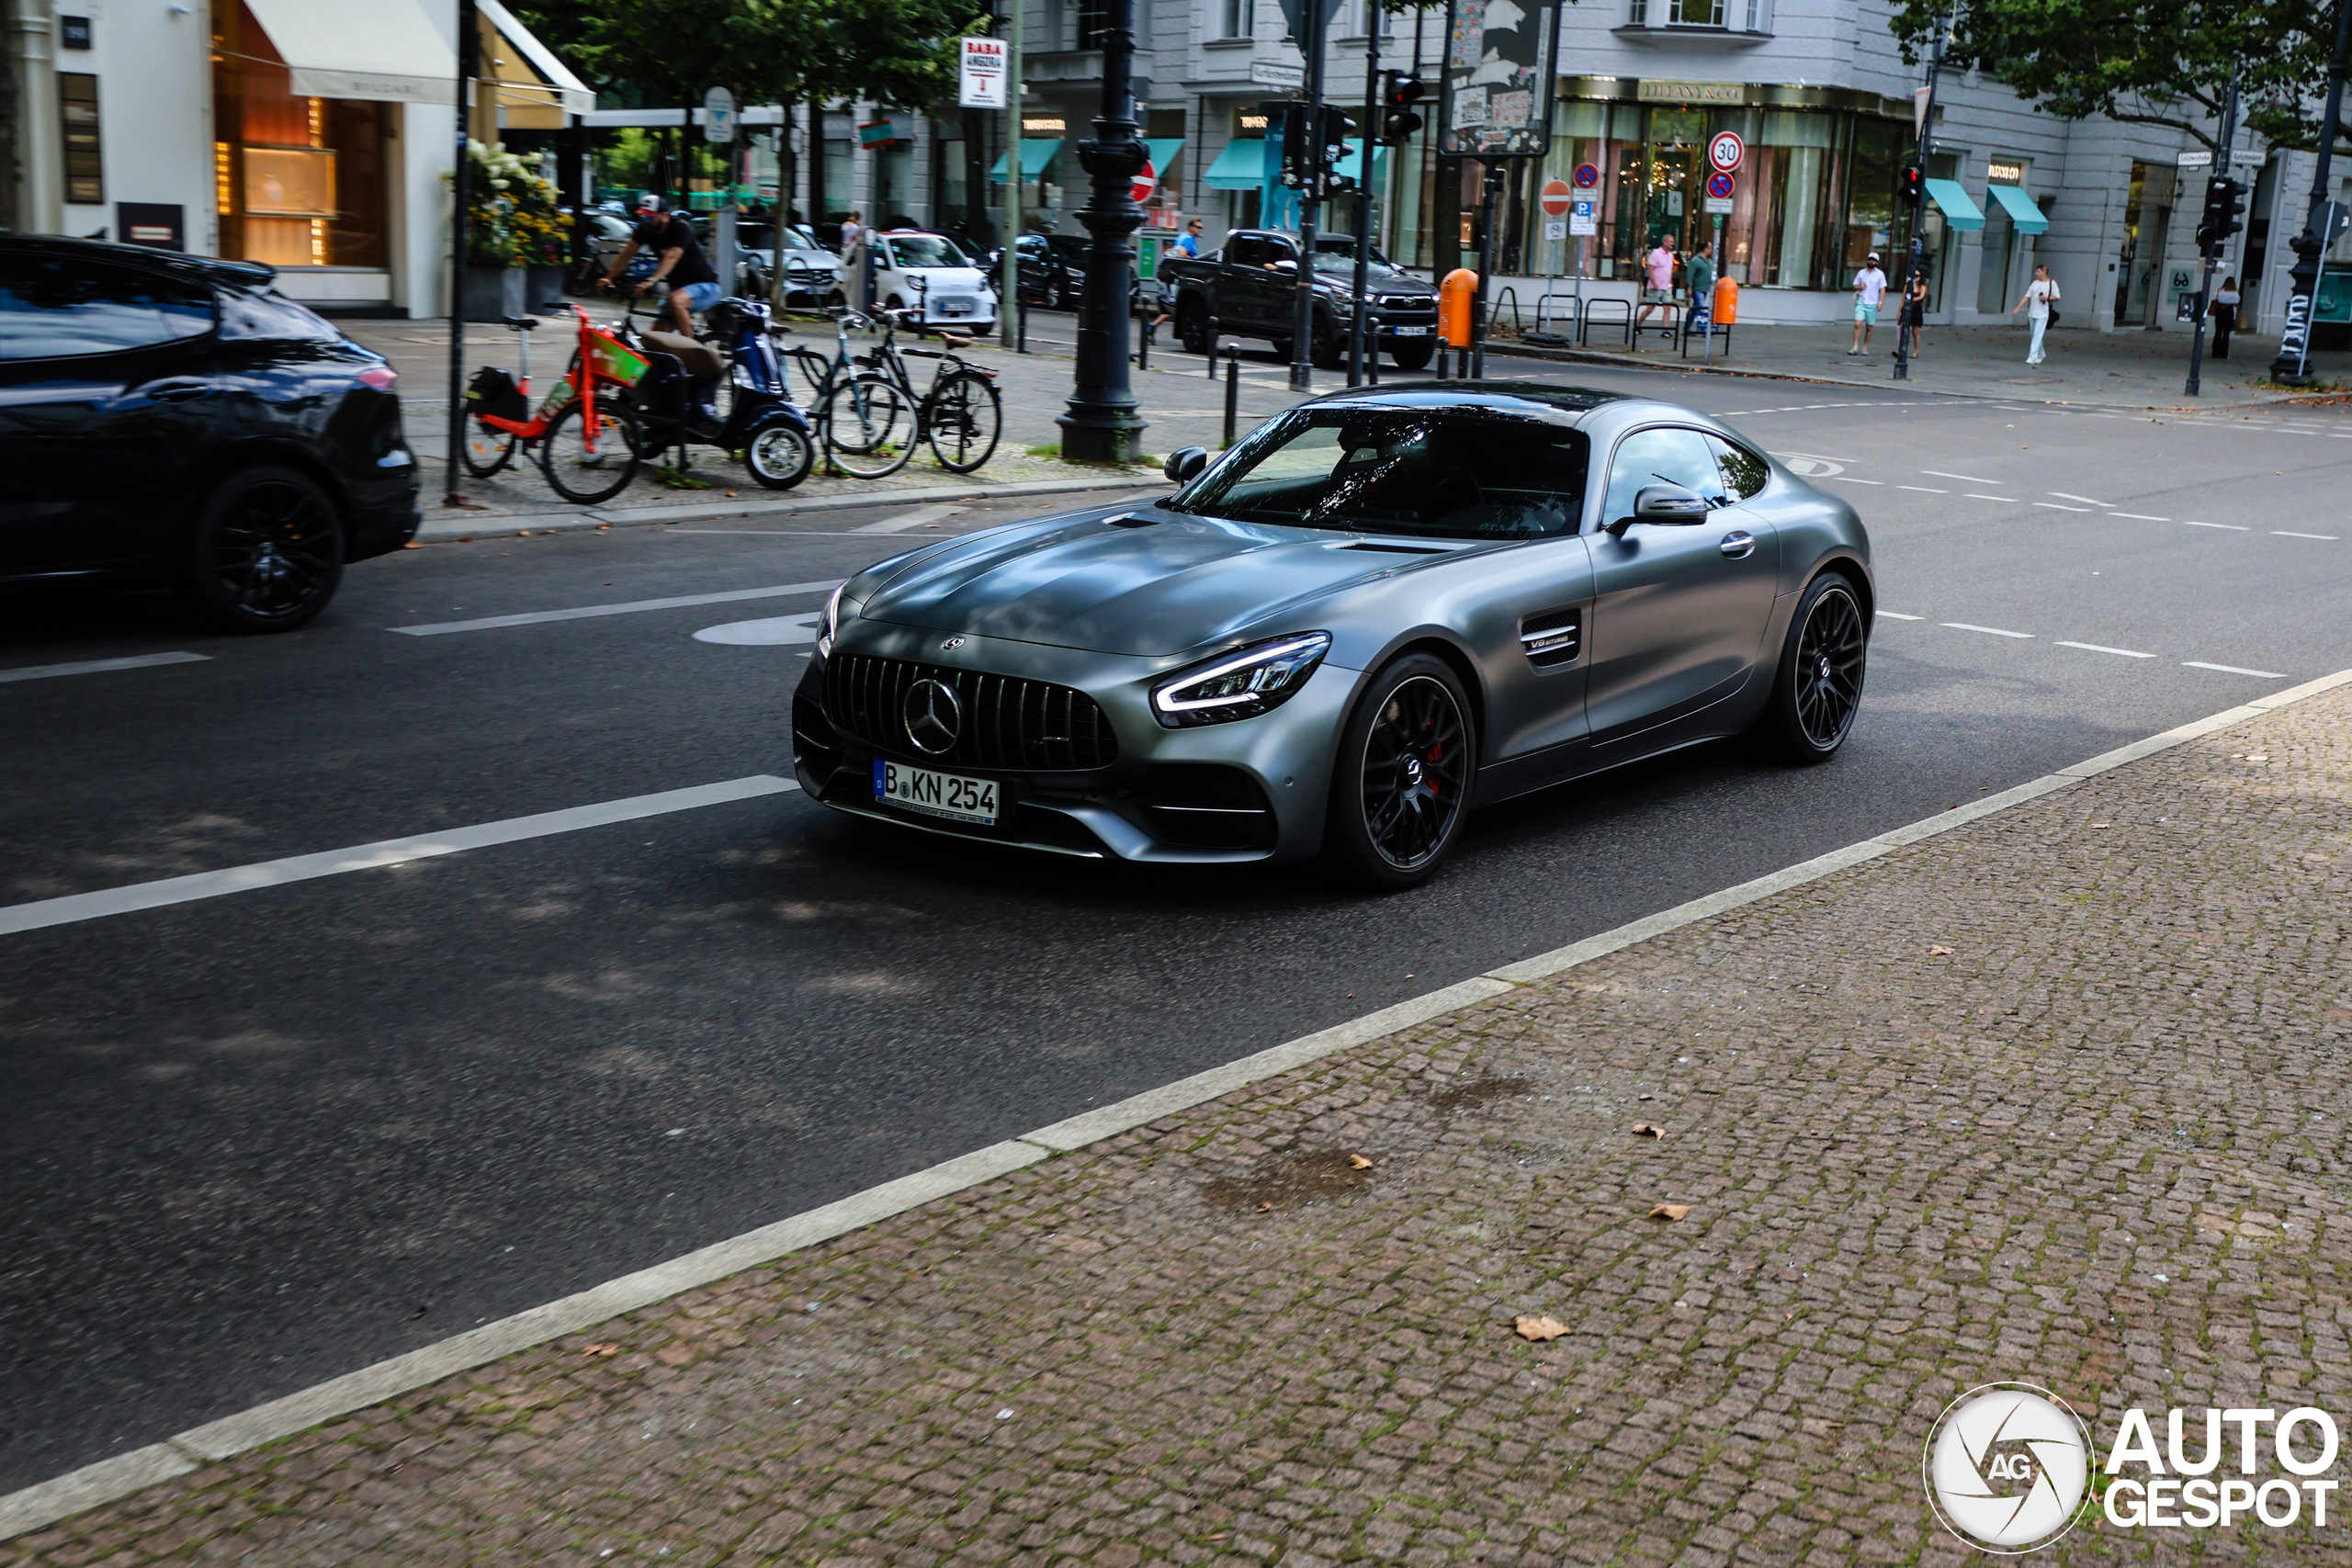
[1136,315,1151,370]
[1222,344,1240,448]
[1017,296,1028,354]
[1366,316,1381,387]
[1435,344,1448,380]
[1206,317,1221,379]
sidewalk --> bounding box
[8,661,2351,1562]
[1512,319,2352,410]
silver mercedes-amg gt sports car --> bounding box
[792,381,1873,888]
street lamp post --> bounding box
[2186,73,2241,398]
[443,0,480,507]
[2269,0,2352,384]
[1894,12,1945,383]
[1057,0,1149,463]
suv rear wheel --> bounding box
[177,465,345,634]
[1177,299,1212,355]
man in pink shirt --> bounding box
[1636,239,1676,339]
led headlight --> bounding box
[1151,632,1330,728]
[816,584,844,660]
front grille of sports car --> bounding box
[824,653,1119,771]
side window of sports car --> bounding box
[1601,427,1728,525]
[1709,435,1770,500]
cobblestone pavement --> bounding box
[11,684,2352,1566]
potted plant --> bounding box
[450,141,543,320]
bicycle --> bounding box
[462,306,650,503]
[804,309,1003,479]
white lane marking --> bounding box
[2048,491,2112,506]
[1941,622,2034,638]
[2184,661,2289,678]
[1876,612,1925,620]
[2055,640,2155,659]
[2110,513,2170,521]
[391,581,842,636]
[1897,485,1947,493]
[1965,494,2022,503]
[1924,469,1999,482]
[1825,475,1882,484]
[0,776,799,939]
[692,612,820,646]
[2033,502,2092,512]
[853,503,969,535]
[1773,449,1860,462]
[2274,531,2340,540]
[0,651,209,685]
[1778,456,1846,477]
[2181,521,2249,531]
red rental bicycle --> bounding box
[461,306,649,504]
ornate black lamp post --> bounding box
[1057,0,1149,464]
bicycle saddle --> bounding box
[499,315,541,331]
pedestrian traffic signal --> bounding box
[1380,72,1425,146]
[1898,164,1924,204]
[1276,102,1310,190]
[1319,105,1359,193]
[2198,175,2247,256]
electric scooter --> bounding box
[615,293,816,491]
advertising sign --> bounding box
[1435,0,1562,160]
[702,86,735,140]
[958,38,1008,109]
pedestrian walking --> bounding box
[1849,253,1888,354]
[2210,276,2240,359]
[1684,238,1716,339]
[2012,263,2059,365]
[839,210,867,310]
[1637,237,1676,339]
[1901,270,1929,354]
[1174,218,1204,258]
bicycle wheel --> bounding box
[460,417,520,478]
[538,399,643,504]
[924,371,1002,474]
[820,376,915,479]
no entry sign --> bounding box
[1132,160,1157,205]
[1539,177,1573,217]
[1706,130,1745,175]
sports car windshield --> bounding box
[1172,408,1589,538]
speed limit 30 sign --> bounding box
[1706,130,1745,175]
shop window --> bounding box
[210,2,387,268]
[1071,0,1108,48]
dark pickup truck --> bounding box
[1160,229,1440,370]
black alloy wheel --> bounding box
[178,465,345,633]
[1323,654,1476,891]
[1760,573,1868,761]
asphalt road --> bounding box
[6,361,2351,1495]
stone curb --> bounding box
[413,472,1172,541]
[6,662,2350,1543]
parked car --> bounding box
[0,235,419,631]
[1162,229,1440,369]
[792,382,1871,889]
[737,224,846,309]
[858,230,997,333]
[989,231,1090,309]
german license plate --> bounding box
[873,759,998,825]
[1392,325,1430,336]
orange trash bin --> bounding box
[1440,268,1479,347]
[1712,276,1739,325]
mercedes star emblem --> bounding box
[901,678,962,755]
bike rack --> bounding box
[1578,297,1633,349]
[1492,286,1524,337]
[1534,291,1581,336]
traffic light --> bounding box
[1898,164,1924,205]
[1380,72,1425,146]
[1276,101,1310,190]
[2197,175,2247,256]
[1318,105,1359,193]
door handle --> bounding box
[1718,530,1757,558]
[144,380,213,402]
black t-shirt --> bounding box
[633,214,716,288]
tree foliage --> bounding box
[1887,0,2347,153]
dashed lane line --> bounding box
[1965,494,2023,503]
[2181,521,2250,531]
[2048,491,2112,506]
[1876,612,1925,620]
[2184,661,2290,678]
[2033,502,2093,512]
[1897,485,1947,493]
[2056,641,2155,659]
[852,504,968,535]
[1923,470,2000,482]
[2111,513,2170,521]
[1941,622,2035,638]
[0,776,801,939]
[390,581,842,636]
[2275,531,2341,540]
[0,651,210,685]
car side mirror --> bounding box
[1165,446,1209,483]
[1270,257,1298,273]
[1608,483,1711,535]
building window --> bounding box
[1223,0,1254,37]
[210,1,387,267]
[59,72,102,204]
[1072,0,1108,47]
[1666,0,1725,25]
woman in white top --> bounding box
[2210,276,2241,359]
[2012,264,2060,365]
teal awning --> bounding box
[1922,177,1984,231]
[1144,137,1184,180]
[988,138,1062,185]
[1203,137,1265,190]
[1987,182,2049,234]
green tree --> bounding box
[1887,0,2347,153]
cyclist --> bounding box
[597,193,719,337]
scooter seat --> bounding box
[642,330,726,382]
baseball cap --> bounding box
[637,193,665,213]
[1867,251,1881,261]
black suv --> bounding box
[0,235,420,632]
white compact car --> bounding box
[853,230,997,333]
